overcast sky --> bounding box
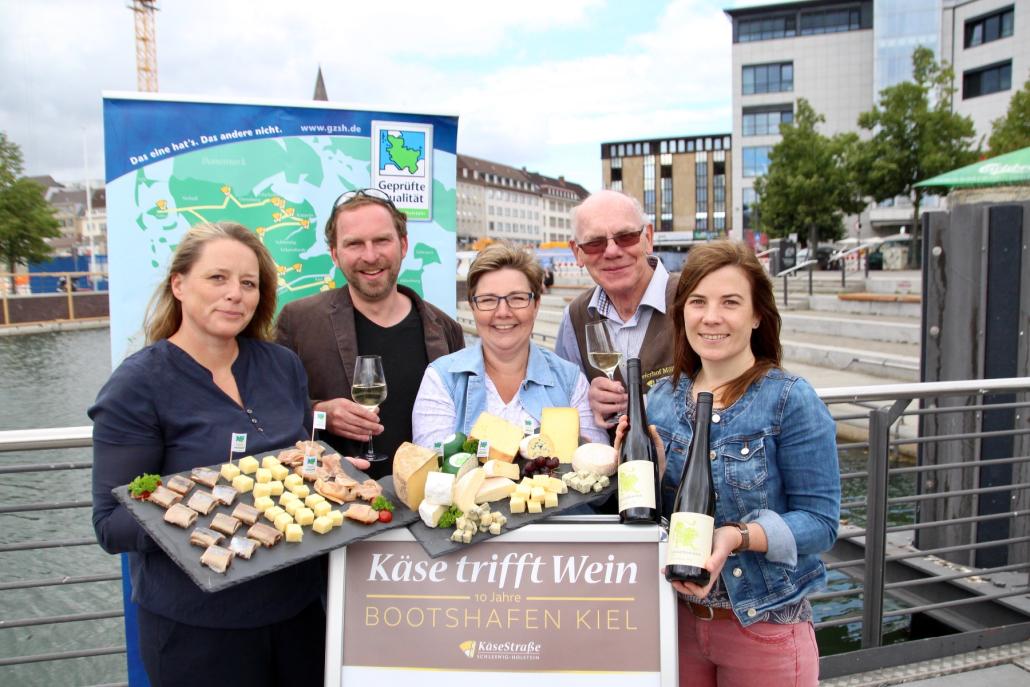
[1,0,737,191]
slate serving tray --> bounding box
[408,464,615,559]
[113,443,417,593]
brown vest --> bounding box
[568,275,678,391]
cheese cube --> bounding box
[253,496,275,513]
[545,476,567,494]
[527,500,542,514]
[220,463,241,481]
[264,506,284,522]
[532,474,550,486]
[541,407,579,463]
[231,475,254,493]
[294,508,315,526]
[278,491,298,506]
[328,510,344,527]
[261,455,280,469]
[255,468,272,484]
[312,516,333,534]
[509,496,526,513]
[489,522,502,535]
[283,474,304,489]
[313,501,332,518]
[454,467,487,513]
[544,491,559,509]
[274,512,294,532]
[283,500,302,516]
[252,483,272,499]
[285,523,303,542]
[424,471,456,506]
[468,412,523,463]
[530,487,545,502]
[475,477,517,504]
[392,442,439,511]
[268,480,284,496]
[304,494,325,508]
[290,484,310,499]
[419,500,447,528]
[270,465,290,482]
[238,456,260,475]
[483,459,521,480]
[514,484,532,499]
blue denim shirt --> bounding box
[429,342,583,435]
[647,368,840,625]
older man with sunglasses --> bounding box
[275,189,464,476]
[555,190,677,428]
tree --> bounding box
[988,75,1030,155]
[855,47,977,266]
[753,99,864,250]
[0,131,60,271]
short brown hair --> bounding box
[467,242,544,301]
[671,240,782,404]
[144,222,279,344]
[324,195,408,248]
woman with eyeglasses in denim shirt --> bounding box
[413,242,608,449]
[632,240,839,687]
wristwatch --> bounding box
[726,521,749,554]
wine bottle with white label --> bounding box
[618,358,661,524]
[665,391,714,584]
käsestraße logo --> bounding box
[459,640,476,658]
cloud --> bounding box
[0,0,732,192]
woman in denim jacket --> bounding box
[643,240,839,686]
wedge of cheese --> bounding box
[469,412,523,463]
[483,459,520,480]
[424,471,456,506]
[541,407,579,463]
[453,467,486,513]
[419,500,447,528]
[393,442,439,511]
[476,477,517,504]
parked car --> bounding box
[796,244,839,270]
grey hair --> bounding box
[571,189,646,238]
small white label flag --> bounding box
[313,411,327,430]
[230,433,247,453]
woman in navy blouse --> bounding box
[90,222,325,687]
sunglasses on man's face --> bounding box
[575,226,646,255]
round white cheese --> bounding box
[571,443,618,477]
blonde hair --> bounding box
[466,242,544,301]
[144,222,278,344]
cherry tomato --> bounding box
[378,510,393,524]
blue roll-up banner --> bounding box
[102,93,458,685]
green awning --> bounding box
[915,146,1030,189]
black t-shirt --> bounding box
[352,304,429,478]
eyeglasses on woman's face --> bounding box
[470,292,535,311]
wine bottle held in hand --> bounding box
[665,391,715,584]
[617,358,662,525]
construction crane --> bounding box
[130,0,159,92]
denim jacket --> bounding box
[429,342,582,435]
[647,368,840,625]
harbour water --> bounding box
[0,328,910,684]
[0,328,124,687]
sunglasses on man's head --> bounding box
[575,226,646,255]
[331,188,398,212]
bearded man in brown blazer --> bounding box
[275,189,463,477]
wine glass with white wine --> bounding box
[585,320,622,382]
[352,355,388,463]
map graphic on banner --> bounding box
[103,95,458,362]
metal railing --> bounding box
[776,258,820,306]
[2,377,1029,683]
[1,270,110,326]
